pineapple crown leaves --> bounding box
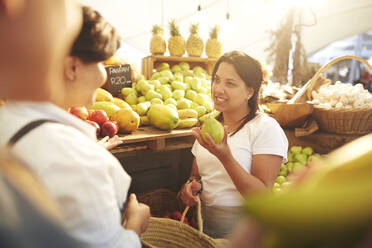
[152,24,164,35]
[189,23,200,35]
[169,19,181,37]
[209,25,220,39]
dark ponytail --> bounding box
[212,51,263,136]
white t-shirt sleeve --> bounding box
[251,116,288,163]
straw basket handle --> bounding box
[180,196,203,234]
[289,55,372,103]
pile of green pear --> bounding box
[273,145,321,193]
[120,61,217,129]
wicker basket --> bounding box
[290,55,372,134]
[141,197,228,248]
[266,102,313,128]
[312,106,372,134]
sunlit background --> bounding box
[80,0,372,83]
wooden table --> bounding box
[111,126,195,154]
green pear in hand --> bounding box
[201,116,224,144]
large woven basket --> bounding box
[266,102,313,128]
[290,55,372,134]
[312,105,372,134]
[141,197,228,248]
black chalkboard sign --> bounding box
[103,64,132,96]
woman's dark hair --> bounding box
[70,6,120,63]
[212,50,263,136]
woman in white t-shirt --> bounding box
[179,51,288,238]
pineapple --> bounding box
[206,25,222,59]
[168,19,186,57]
[186,23,204,57]
[150,24,166,55]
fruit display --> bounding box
[260,80,299,103]
[168,19,186,57]
[198,109,220,123]
[186,23,204,57]
[205,25,222,59]
[150,24,166,56]
[201,116,224,144]
[147,104,179,131]
[69,106,120,138]
[120,61,216,130]
[111,108,140,133]
[88,109,108,126]
[112,97,131,109]
[95,87,114,102]
[177,109,199,129]
[69,88,140,136]
[88,101,120,118]
[101,120,119,137]
[272,145,320,193]
[310,81,372,109]
[243,134,372,247]
[68,106,89,120]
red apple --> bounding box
[88,110,108,126]
[86,120,101,137]
[111,120,119,130]
[101,120,118,137]
[69,106,88,120]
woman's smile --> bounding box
[214,96,228,105]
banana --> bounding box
[113,97,131,110]
[199,110,220,123]
[88,101,120,117]
[177,109,198,119]
[177,118,198,128]
[94,88,114,102]
[243,134,372,247]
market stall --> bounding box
[63,2,372,245]
[3,1,372,247]
[81,52,372,196]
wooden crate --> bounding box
[142,55,217,79]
